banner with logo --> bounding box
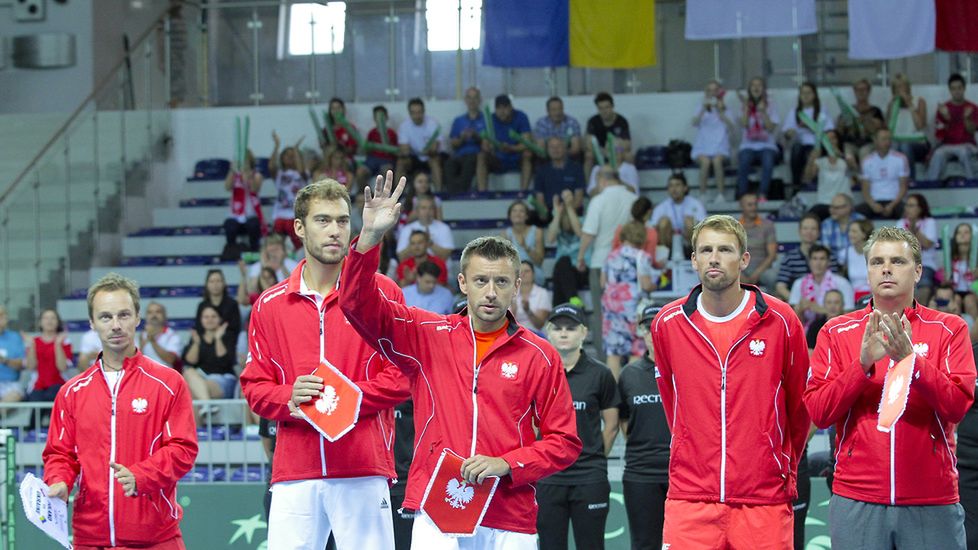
[297,361,363,442]
[419,449,500,536]
[482,0,568,67]
[848,0,935,59]
[685,0,817,40]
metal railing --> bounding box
[0,10,173,327]
[0,400,269,485]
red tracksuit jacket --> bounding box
[805,302,976,505]
[43,353,198,547]
[339,243,582,535]
[240,259,411,484]
[651,285,810,505]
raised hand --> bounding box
[356,170,406,252]
[859,310,887,372]
[879,313,913,362]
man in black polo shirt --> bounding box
[618,305,671,550]
[391,399,414,550]
[537,303,620,550]
[957,343,978,550]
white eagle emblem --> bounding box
[314,386,340,415]
[131,397,148,414]
[749,339,766,356]
[501,362,518,380]
[445,478,475,509]
[913,342,928,358]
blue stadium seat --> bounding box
[191,159,231,181]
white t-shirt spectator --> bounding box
[249,258,300,282]
[739,101,781,151]
[649,196,708,232]
[137,327,183,368]
[788,272,855,310]
[782,107,835,147]
[814,157,853,205]
[897,217,939,270]
[396,220,455,255]
[397,115,442,162]
[860,150,909,202]
[587,162,639,195]
[845,245,870,294]
[512,285,553,328]
[78,329,102,366]
[582,184,637,268]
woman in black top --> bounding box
[183,304,237,414]
[195,269,241,344]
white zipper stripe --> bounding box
[106,362,124,547]
[890,423,896,505]
[468,322,479,457]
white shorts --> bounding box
[267,476,394,550]
[410,512,537,550]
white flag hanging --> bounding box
[848,0,935,60]
[685,0,817,40]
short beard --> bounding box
[700,271,737,292]
[305,244,348,266]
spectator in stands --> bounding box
[324,97,362,162]
[500,201,545,284]
[138,301,182,369]
[789,244,855,329]
[547,189,588,306]
[584,92,633,179]
[512,261,552,335]
[931,282,975,329]
[237,262,278,307]
[805,288,847,350]
[25,309,72,402]
[775,213,839,301]
[182,304,237,415]
[926,73,978,182]
[534,96,583,158]
[617,304,670,550]
[897,193,939,304]
[446,86,487,193]
[613,197,663,269]
[736,77,781,200]
[224,148,264,254]
[649,172,707,259]
[803,130,858,220]
[886,73,929,180]
[396,230,448,288]
[937,222,978,321]
[478,94,533,191]
[269,130,308,250]
[402,261,454,315]
[195,269,241,346]
[77,328,101,368]
[361,105,399,189]
[0,305,25,403]
[835,79,884,162]
[316,148,355,194]
[782,82,835,190]
[843,219,875,301]
[579,167,637,358]
[692,79,733,203]
[601,221,656,378]
[397,98,444,190]
[821,192,865,261]
[534,137,585,221]
[396,195,453,261]
[738,192,778,290]
[856,128,909,219]
[248,234,299,290]
[401,172,443,224]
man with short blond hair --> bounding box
[652,214,810,549]
[806,226,976,549]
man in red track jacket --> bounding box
[44,273,198,549]
[240,180,410,550]
[651,214,810,549]
[805,226,976,549]
[340,171,581,548]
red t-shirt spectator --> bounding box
[935,101,978,145]
[397,255,448,286]
[367,128,399,162]
[32,337,72,391]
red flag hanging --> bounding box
[936,0,978,52]
[297,361,363,442]
[419,449,501,537]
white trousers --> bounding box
[410,512,537,550]
[267,477,395,550]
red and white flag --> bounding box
[297,360,363,442]
[420,449,500,537]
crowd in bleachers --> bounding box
[2,73,977,429]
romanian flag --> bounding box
[483,0,655,69]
